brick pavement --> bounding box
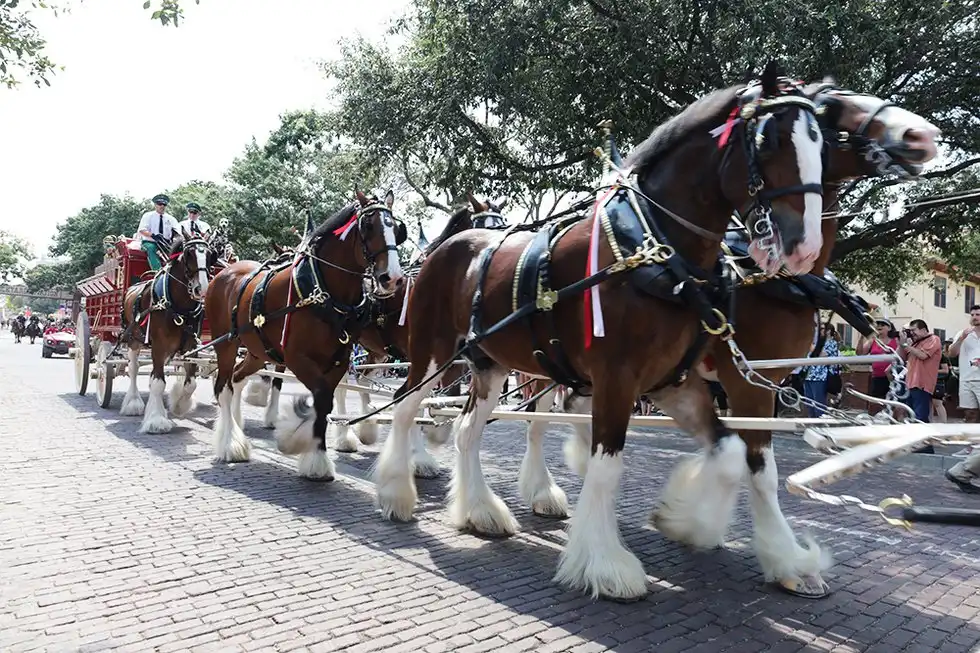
[2,332,980,652]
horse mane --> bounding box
[423,205,472,255]
[625,85,743,175]
[308,201,360,242]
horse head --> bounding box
[171,228,212,302]
[351,189,406,293]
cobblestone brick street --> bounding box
[2,332,980,652]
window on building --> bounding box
[934,328,946,343]
[966,285,976,313]
[934,275,947,308]
[836,323,854,348]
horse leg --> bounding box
[555,375,648,600]
[139,347,174,434]
[244,376,271,407]
[447,365,516,535]
[211,343,253,462]
[332,368,364,453]
[375,360,447,522]
[517,385,570,518]
[263,371,284,429]
[168,361,198,418]
[120,346,145,416]
[723,375,831,597]
[275,365,344,481]
[649,376,746,550]
[411,426,441,479]
[560,389,594,478]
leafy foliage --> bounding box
[328,0,980,285]
[49,194,146,282]
[0,230,30,281]
[23,260,74,293]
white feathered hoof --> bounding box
[760,533,833,599]
[212,414,251,463]
[139,411,174,434]
[168,379,197,418]
[332,423,360,453]
[120,391,145,417]
[412,449,441,479]
[244,378,270,407]
[519,478,570,519]
[376,473,417,522]
[356,420,379,446]
[275,397,317,455]
[554,533,648,602]
[423,422,452,448]
[649,454,724,549]
[448,492,519,537]
[297,449,335,482]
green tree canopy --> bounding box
[0,230,30,281]
[49,194,146,282]
[23,260,74,293]
[327,0,980,292]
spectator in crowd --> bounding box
[945,306,980,489]
[933,341,952,423]
[857,319,900,414]
[803,322,840,418]
[898,319,942,421]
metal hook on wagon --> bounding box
[878,494,914,531]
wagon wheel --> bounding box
[96,342,115,409]
[74,311,92,396]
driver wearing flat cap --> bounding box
[178,202,210,236]
[137,194,179,271]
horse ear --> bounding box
[304,209,315,235]
[384,189,395,209]
[467,191,488,213]
[181,226,192,241]
[355,189,369,206]
[761,60,782,96]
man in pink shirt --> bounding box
[898,319,942,424]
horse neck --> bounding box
[314,236,365,305]
[637,144,736,270]
[810,185,840,275]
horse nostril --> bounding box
[378,273,391,287]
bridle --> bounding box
[723,79,824,265]
[809,83,917,180]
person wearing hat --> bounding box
[856,318,900,411]
[178,202,210,236]
[137,194,179,271]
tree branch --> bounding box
[841,157,980,213]
[583,0,625,21]
[400,158,451,213]
[455,109,590,174]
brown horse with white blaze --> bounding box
[204,190,404,480]
[543,81,941,597]
[375,67,827,600]
[119,230,218,433]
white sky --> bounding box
[0,0,408,257]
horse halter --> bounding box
[471,207,508,229]
[169,236,212,302]
[810,84,915,180]
[730,81,824,261]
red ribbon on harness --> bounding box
[702,355,716,372]
[169,252,181,260]
[332,215,358,237]
[717,106,740,149]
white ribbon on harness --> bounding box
[397,276,412,326]
[337,219,357,241]
[144,312,151,345]
[709,119,741,139]
[588,203,605,339]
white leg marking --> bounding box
[212,383,251,462]
[298,448,335,481]
[355,388,379,445]
[411,427,441,478]
[423,420,453,447]
[560,393,593,478]
[168,372,197,418]
[555,446,648,600]
[447,372,517,536]
[749,446,831,594]
[519,413,570,518]
[333,421,361,453]
[244,377,271,407]
[139,377,174,434]
[274,397,317,455]
[231,378,246,429]
[653,435,746,549]
[375,361,439,522]
[262,384,280,429]
[119,349,145,416]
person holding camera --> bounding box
[898,319,942,426]
[945,305,980,490]
[857,319,900,412]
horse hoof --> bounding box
[303,475,335,483]
[776,575,831,599]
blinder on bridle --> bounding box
[471,197,509,229]
[809,83,917,179]
[353,200,406,261]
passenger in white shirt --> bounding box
[945,304,980,488]
[178,202,210,236]
[137,194,179,271]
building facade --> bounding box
[830,261,979,349]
